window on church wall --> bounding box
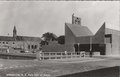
[28,45,30,49]
[105,34,112,43]
[36,45,38,49]
[34,45,37,49]
[31,45,34,49]
[6,42,8,44]
[3,42,5,44]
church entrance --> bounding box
[74,44,80,52]
[74,44,106,55]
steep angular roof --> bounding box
[65,23,93,37]
[92,22,105,44]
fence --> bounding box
[37,52,86,60]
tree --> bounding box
[41,32,57,42]
[40,40,48,46]
[57,35,65,44]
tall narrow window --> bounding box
[6,42,8,44]
[28,45,30,49]
[35,45,37,49]
[105,34,112,43]
[31,45,34,49]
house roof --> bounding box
[65,23,93,37]
[0,36,13,41]
[16,36,41,41]
[0,35,41,41]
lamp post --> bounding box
[78,43,80,52]
[90,37,92,57]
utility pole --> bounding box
[78,43,80,52]
[90,37,92,57]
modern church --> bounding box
[65,14,120,56]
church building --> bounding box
[65,14,120,56]
[0,26,41,53]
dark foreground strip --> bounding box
[57,66,120,77]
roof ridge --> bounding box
[17,35,41,38]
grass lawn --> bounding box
[0,57,119,77]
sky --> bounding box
[0,1,119,37]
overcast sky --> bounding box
[0,1,119,37]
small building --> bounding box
[0,26,41,53]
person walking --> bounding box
[65,50,67,59]
[36,48,43,60]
